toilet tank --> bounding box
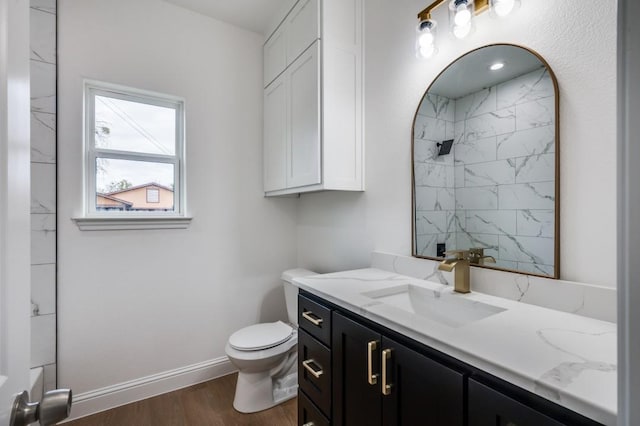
[281,268,317,326]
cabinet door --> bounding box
[469,379,566,426]
[264,25,287,88]
[263,73,287,192]
[287,42,321,189]
[381,337,465,426]
[286,0,319,65]
[333,312,382,426]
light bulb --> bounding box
[494,0,515,16]
[419,44,436,59]
[454,4,471,26]
[418,31,434,47]
[453,22,471,39]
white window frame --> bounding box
[74,80,191,231]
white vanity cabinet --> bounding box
[263,0,364,196]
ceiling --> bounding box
[162,0,294,34]
[428,45,545,99]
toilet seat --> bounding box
[229,321,293,351]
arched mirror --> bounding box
[412,44,559,278]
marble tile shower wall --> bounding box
[30,0,57,392]
[454,67,555,276]
[413,94,456,257]
[414,68,555,276]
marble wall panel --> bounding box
[31,162,56,213]
[499,234,555,265]
[414,162,453,187]
[417,93,455,121]
[415,186,456,211]
[496,68,554,109]
[455,87,497,121]
[515,153,555,183]
[516,96,555,131]
[31,314,56,367]
[30,0,56,14]
[516,209,555,238]
[30,8,56,64]
[30,0,57,382]
[31,112,56,163]
[31,264,55,316]
[31,60,56,114]
[454,136,497,165]
[465,107,516,141]
[465,160,515,187]
[415,211,448,235]
[465,210,517,235]
[455,186,499,210]
[497,125,555,159]
[31,214,56,265]
[499,182,555,210]
[414,114,448,141]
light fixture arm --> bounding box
[417,0,489,21]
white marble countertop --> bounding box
[294,268,617,425]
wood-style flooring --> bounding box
[65,373,297,426]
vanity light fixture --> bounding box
[416,19,438,59]
[490,0,520,17]
[489,62,504,70]
[449,0,474,39]
[416,0,521,59]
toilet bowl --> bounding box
[225,269,316,413]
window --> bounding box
[146,188,160,203]
[81,81,188,229]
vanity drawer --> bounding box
[298,390,330,426]
[298,294,332,346]
[298,329,331,418]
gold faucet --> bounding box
[438,250,470,294]
[468,247,496,266]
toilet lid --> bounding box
[229,321,293,351]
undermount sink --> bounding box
[362,284,506,327]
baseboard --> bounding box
[64,356,236,422]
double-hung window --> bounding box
[81,81,188,229]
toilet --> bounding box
[225,268,317,413]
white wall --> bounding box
[297,0,618,288]
[57,0,298,399]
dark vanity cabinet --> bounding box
[332,312,465,426]
[298,291,603,426]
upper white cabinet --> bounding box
[263,0,364,196]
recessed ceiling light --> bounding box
[490,62,505,71]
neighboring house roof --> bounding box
[106,182,173,196]
[96,193,134,207]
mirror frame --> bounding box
[411,43,560,279]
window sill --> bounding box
[72,216,193,231]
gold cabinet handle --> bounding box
[302,359,323,378]
[302,310,323,326]
[367,340,379,385]
[382,348,392,396]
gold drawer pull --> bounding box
[302,359,323,379]
[382,348,393,396]
[302,310,323,326]
[367,340,379,385]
